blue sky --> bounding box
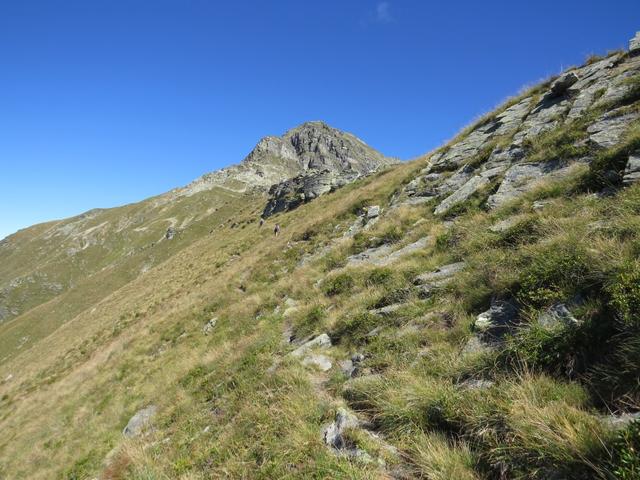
[0,1,638,240]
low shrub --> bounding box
[323,272,354,296]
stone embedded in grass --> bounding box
[202,317,217,335]
[323,407,359,450]
[289,333,331,358]
[366,205,381,219]
[123,405,157,437]
[459,378,495,390]
[369,303,404,317]
[347,237,429,267]
[413,262,466,286]
[474,299,519,338]
[302,353,332,372]
[602,411,640,430]
[623,151,640,185]
[165,227,176,240]
[537,303,581,330]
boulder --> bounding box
[623,152,640,185]
[630,31,640,55]
[202,317,218,335]
[549,72,579,97]
[123,405,157,437]
[165,227,176,240]
[474,299,519,340]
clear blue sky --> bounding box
[1,1,638,240]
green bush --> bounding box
[323,273,354,296]
[607,260,640,327]
[331,312,379,344]
[494,217,542,247]
[610,419,640,480]
[517,246,596,308]
[365,267,394,287]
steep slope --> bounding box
[1,34,640,480]
[0,122,391,362]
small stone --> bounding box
[202,318,217,335]
[123,405,157,437]
[623,152,640,186]
[339,359,355,377]
[366,205,381,219]
[460,378,494,389]
[165,227,176,240]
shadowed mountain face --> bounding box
[3,34,640,480]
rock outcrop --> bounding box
[262,122,396,217]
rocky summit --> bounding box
[2,31,640,480]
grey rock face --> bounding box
[487,161,576,209]
[260,122,395,217]
[587,109,640,149]
[434,175,490,215]
[347,237,428,267]
[123,405,157,437]
[437,164,476,195]
[623,152,640,185]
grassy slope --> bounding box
[0,186,264,364]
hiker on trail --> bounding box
[259,218,265,228]
[274,224,280,237]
